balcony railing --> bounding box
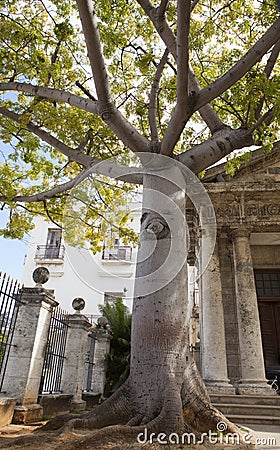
[102,245,132,262]
[35,245,65,261]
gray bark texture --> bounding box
[53,169,238,441]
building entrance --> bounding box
[255,270,280,382]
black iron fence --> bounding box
[0,272,22,392]
[83,331,96,392]
[39,307,69,394]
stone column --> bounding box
[90,329,112,395]
[201,234,235,394]
[231,228,273,395]
[2,268,58,423]
[60,299,92,412]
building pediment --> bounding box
[197,143,280,230]
[203,141,280,184]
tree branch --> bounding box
[188,70,225,132]
[98,104,151,153]
[149,48,169,141]
[191,0,200,11]
[76,0,111,104]
[42,200,62,228]
[250,107,275,133]
[264,38,280,78]
[195,17,280,111]
[254,39,280,120]
[161,0,192,155]
[75,0,150,156]
[76,81,97,101]
[137,0,177,59]
[178,127,254,173]
[1,5,151,155]
[0,105,144,184]
[157,0,169,19]
[73,0,153,153]
[137,0,225,134]
[176,0,191,106]
[0,105,95,167]
[0,169,90,203]
[0,82,150,153]
[0,82,98,114]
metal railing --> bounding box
[102,245,132,262]
[39,307,69,394]
[0,273,22,392]
[83,331,96,392]
[35,245,65,261]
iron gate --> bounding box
[39,307,69,394]
[0,272,22,392]
[83,331,96,392]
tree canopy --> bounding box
[0,0,279,246]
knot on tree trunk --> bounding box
[141,212,170,239]
[98,101,115,121]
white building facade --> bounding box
[22,198,142,316]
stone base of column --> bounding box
[0,397,17,427]
[235,380,276,396]
[205,380,235,395]
[70,399,87,412]
[12,404,43,424]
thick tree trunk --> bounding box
[128,167,190,434]
[126,166,230,435]
[48,162,239,444]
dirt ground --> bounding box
[0,422,254,450]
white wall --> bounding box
[22,199,142,315]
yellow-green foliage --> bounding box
[0,0,279,247]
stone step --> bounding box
[210,394,280,406]
[214,402,280,418]
[224,414,280,426]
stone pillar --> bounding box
[60,298,92,412]
[2,268,58,423]
[90,329,112,396]
[231,228,273,395]
[201,235,235,394]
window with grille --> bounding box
[254,271,280,297]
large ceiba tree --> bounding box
[0,0,280,446]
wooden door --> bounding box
[258,301,280,367]
[255,270,280,376]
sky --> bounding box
[0,137,29,281]
[0,210,28,282]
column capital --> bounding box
[20,287,58,308]
[94,329,113,341]
[67,313,92,331]
[230,227,252,240]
